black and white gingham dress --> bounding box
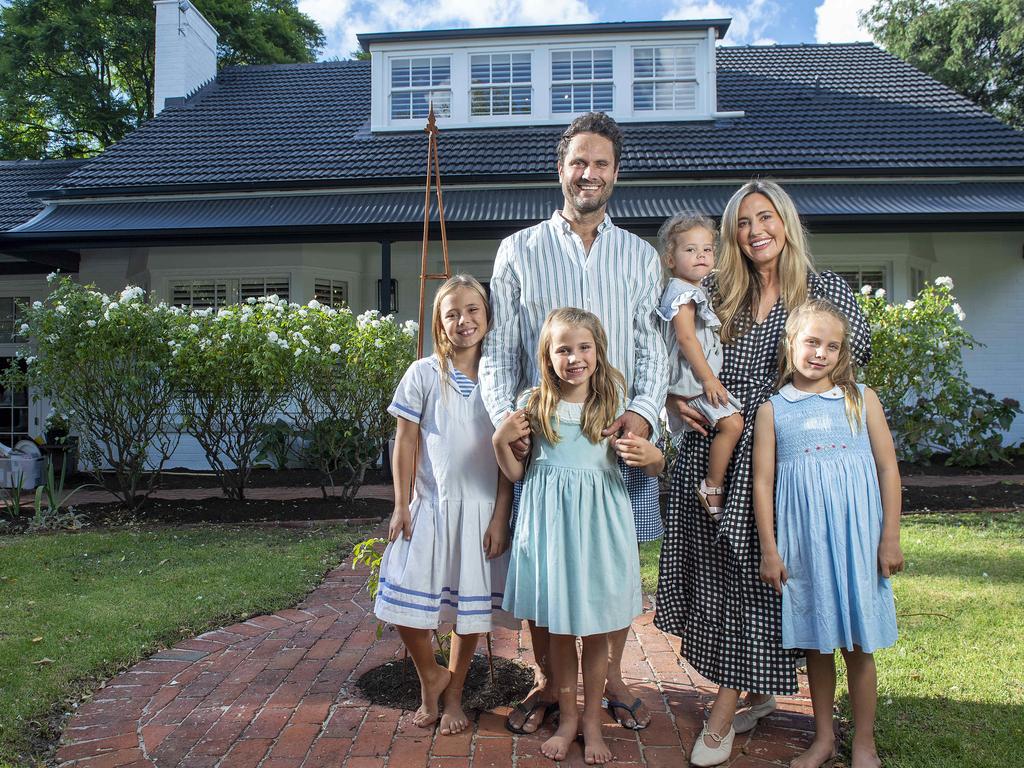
[654,271,871,694]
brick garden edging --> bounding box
[56,559,818,768]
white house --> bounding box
[1,0,1023,464]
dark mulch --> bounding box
[358,648,534,712]
[64,467,390,491]
[901,481,1024,513]
[898,453,1024,476]
[73,496,392,526]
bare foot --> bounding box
[582,718,612,765]
[541,717,578,761]
[413,666,451,728]
[851,743,881,768]
[604,680,651,729]
[439,693,470,736]
[790,737,837,768]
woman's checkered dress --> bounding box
[654,271,871,694]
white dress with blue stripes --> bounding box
[375,356,519,634]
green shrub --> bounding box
[857,277,1020,466]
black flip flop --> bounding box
[606,697,649,730]
[505,698,559,734]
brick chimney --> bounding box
[153,0,218,114]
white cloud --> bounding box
[663,0,781,45]
[301,0,598,60]
[814,0,874,43]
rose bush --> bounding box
[6,275,181,509]
[858,277,1020,466]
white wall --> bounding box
[153,0,218,114]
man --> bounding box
[480,111,668,734]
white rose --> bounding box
[952,303,966,322]
[86,320,97,328]
[860,284,873,295]
[308,299,321,310]
[56,304,68,314]
[935,276,954,289]
[108,302,119,311]
[267,331,279,342]
[32,301,42,309]
[374,338,384,348]
[329,343,341,353]
[46,272,58,282]
[904,300,916,309]
[18,323,29,334]
[188,323,199,333]
[874,288,886,299]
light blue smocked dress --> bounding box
[502,399,643,636]
[771,383,897,654]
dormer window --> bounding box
[551,49,613,114]
[471,53,532,116]
[362,20,737,131]
[390,56,451,120]
[633,46,698,112]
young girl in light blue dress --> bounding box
[493,307,663,767]
[656,213,743,521]
[752,298,904,768]
[375,275,518,737]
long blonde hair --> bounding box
[431,274,489,395]
[777,298,864,432]
[717,180,816,343]
[525,307,626,445]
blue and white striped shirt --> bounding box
[480,211,668,435]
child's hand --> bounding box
[483,518,510,559]
[388,505,412,542]
[878,537,905,577]
[494,408,530,447]
[615,432,663,472]
[759,550,788,595]
[703,377,729,408]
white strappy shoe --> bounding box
[690,723,735,766]
[697,478,725,522]
[733,695,777,733]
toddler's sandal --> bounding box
[696,479,725,522]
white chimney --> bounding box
[153,0,218,115]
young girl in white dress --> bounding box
[656,213,743,521]
[752,299,904,768]
[493,308,663,766]
[374,274,518,736]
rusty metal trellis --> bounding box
[416,105,451,358]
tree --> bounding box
[0,0,325,159]
[862,0,1024,130]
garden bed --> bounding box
[74,496,393,526]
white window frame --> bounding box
[550,47,615,115]
[470,50,533,118]
[0,276,55,440]
[369,27,730,131]
[631,44,700,116]
[388,55,453,122]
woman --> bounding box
[653,180,871,766]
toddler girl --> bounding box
[752,298,904,768]
[494,307,663,766]
[375,274,519,735]
[656,213,743,521]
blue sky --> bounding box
[297,0,878,61]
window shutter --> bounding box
[314,279,349,308]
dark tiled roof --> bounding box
[45,43,1024,194]
[0,160,86,230]
[13,182,1024,241]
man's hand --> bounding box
[602,410,651,444]
[666,394,710,436]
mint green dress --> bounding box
[502,400,643,636]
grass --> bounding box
[639,513,1024,768]
[0,523,373,766]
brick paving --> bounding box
[55,552,820,768]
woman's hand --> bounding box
[703,377,729,408]
[759,550,788,595]
[388,504,412,542]
[666,394,710,436]
[878,537,905,577]
[483,517,510,559]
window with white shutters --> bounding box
[831,268,888,295]
[551,48,613,114]
[170,277,290,309]
[314,279,349,309]
[632,46,698,112]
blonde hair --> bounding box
[777,298,864,432]
[717,180,816,343]
[431,274,489,395]
[525,307,626,445]
[657,212,718,280]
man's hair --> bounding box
[556,112,623,167]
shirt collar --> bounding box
[778,383,845,402]
[549,210,613,234]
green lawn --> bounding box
[640,513,1024,768]
[0,524,372,766]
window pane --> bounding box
[430,90,451,117]
[431,56,450,86]
[410,57,431,87]
[391,91,411,119]
[471,88,490,115]
[512,53,531,82]
[593,49,613,80]
[572,49,592,80]
[552,51,571,82]
[552,84,572,112]
[654,47,674,78]
[0,297,27,344]
[673,81,697,110]
[492,86,510,114]
[391,58,410,88]
[471,54,489,84]
[633,82,653,111]
[634,48,653,79]
[511,85,532,114]
[593,82,613,111]
[492,53,510,84]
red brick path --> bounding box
[55,558,819,768]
